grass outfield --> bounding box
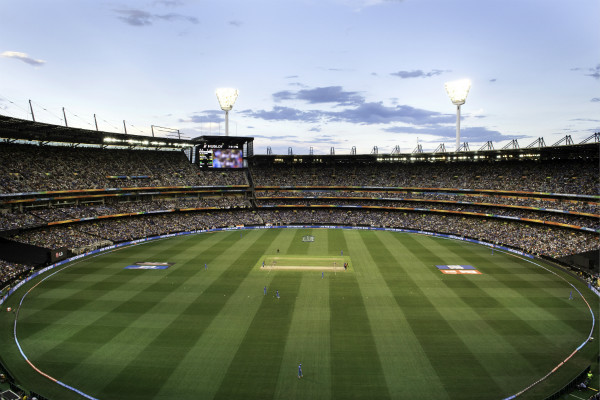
[0,228,598,400]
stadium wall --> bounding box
[0,237,49,266]
[559,249,600,275]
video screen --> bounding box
[212,149,243,168]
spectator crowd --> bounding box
[251,159,598,195]
[0,143,247,193]
[1,142,598,290]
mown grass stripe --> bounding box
[15,238,203,366]
[379,232,506,398]
[343,230,449,399]
[441,242,592,376]
[273,272,332,400]
[329,230,390,400]
[90,229,281,400]
[212,273,303,400]
[469,247,591,332]
[391,235,546,392]
[20,233,229,371]
[329,269,390,400]
[327,228,346,257]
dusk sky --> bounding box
[1,0,598,155]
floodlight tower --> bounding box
[215,88,239,136]
[444,79,471,151]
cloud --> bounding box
[313,134,340,143]
[591,98,600,102]
[570,118,600,123]
[115,9,198,26]
[1,51,45,67]
[157,13,198,23]
[241,106,322,122]
[273,86,364,106]
[588,65,600,80]
[247,84,456,126]
[115,9,153,26]
[390,69,448,79]
[288,82,309,88]
[384,125,525,143]
[153,0,184,6]
[182,110,223,124]
[229,20,243,27]
[571,64,600,80]
[244,101,453,127]
[326,102,453,125]
[489,78,497,83]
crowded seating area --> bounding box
[6,210,260,250]
[3,207,597,259]
[0,260,33,287]
[0,197,251,231]
[251,159,598,195]
[256,199,599,230]
[255,190,599,214]
[0,143,248,193]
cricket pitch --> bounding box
[260,255,349,271]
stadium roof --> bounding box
[0,114,192,149]
[0,114,598,161]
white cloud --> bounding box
[1,51,46,67]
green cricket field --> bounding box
[0,228,597,399]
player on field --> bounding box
[264,286,267,295]
[298,363,303,379]
[276,290,280,299]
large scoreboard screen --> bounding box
[213,149,243,168]
[196,139,245,169]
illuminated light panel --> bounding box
[215,88,239,111]
[444,79,471,105]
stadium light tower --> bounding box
[444,79,471,152]
[215,88,239,136]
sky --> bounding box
[0,0,598,155]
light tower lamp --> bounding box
[215,88,239,136]
[444,79,471,152]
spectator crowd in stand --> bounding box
[0,143,247,193]
[5,208,597,260]
[257,199,600,230]
[255,190,599,214]
[0,197,251,231]
[251,159,598,195]
[0,260,33,288]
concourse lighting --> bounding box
[215,88,239,136]
[444,79,471,152]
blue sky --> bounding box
[0,0,598,155]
